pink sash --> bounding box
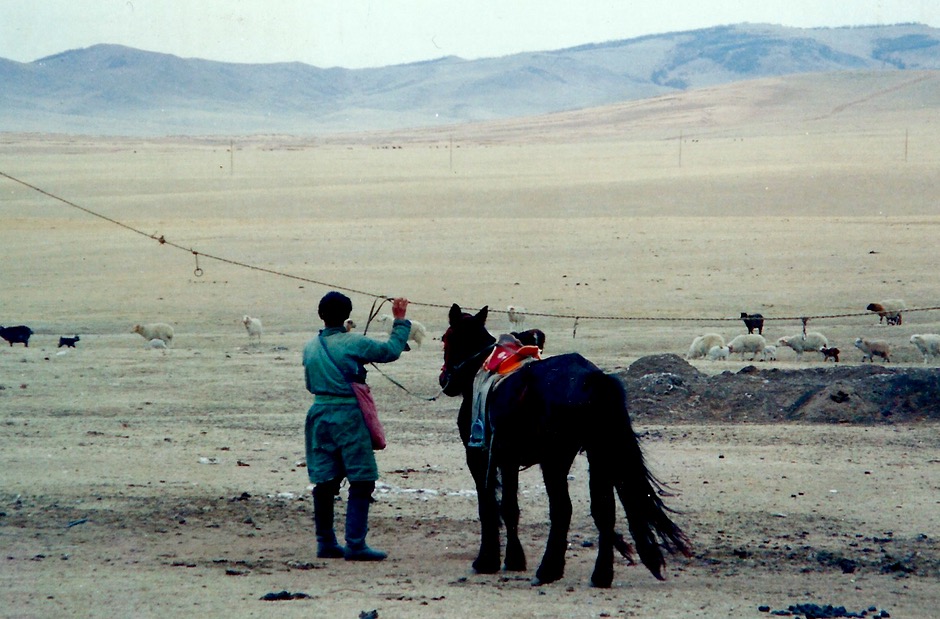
[350,382,386,450]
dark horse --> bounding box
[439,304,691,587]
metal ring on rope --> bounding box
[193,251,204,277]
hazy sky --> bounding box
[3,0,939,68]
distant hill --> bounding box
[1,23,938,136]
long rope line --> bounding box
[0,170,457,310]
[7,170,940,401]
[4,169,939,325]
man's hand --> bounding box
[391,297,409,320]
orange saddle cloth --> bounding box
[483,334,541,375]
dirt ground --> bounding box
[2,73,939,618]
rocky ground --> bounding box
[621,354,940,424]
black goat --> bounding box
[58,335,80,348]
[0,325,34,347]
[740,313,764,335]
[511,328,546,352]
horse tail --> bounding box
[589,372,692,580]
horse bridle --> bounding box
[440,341,496,393]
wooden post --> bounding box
[678,130,683,167]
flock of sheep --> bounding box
[1,310,437,353]
[4,301,939,366]
[686,301,940,365]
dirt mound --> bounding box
[619,354,940,424]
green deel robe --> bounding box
[302,319,411,483]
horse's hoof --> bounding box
[590,576,613,589]
[472,559,500,574]
[591,565,614,588]
[503,558,527,572]
[531,569,562,586]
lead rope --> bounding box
[368,362,444,402]
[362,297,391,335]
[370,340,497,402]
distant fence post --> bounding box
[678,130,683,167]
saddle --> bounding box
[469,334,542,448]
[482,334,542,375]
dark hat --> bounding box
[318,291,352,325]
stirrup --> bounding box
[467,418,485,449]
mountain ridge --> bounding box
[1,23,938,136]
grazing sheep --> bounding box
[707,345,730,361]
[58,335,80,348]
[910,334,940,364]
[375,314,428,349]
[242,315,262,343]
[148,338,167,350]
[726,334,767,360]
[776,332,829,358]
[343,319,357,331]
[687,333,725,359]
[132,323,174,346]
[507,305,526,329]
[740,312,764,334]
[761,345,777,362]
[0,325,33,347]
[820,346,841,362]
[854,337,890,363]
[866,299,906,325]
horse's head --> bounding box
[439,303,496,397]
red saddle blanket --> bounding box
[483,335,541,375]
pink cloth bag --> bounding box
[350,382,386,450]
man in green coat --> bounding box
[303,291,411,561]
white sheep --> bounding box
[133,323,174,346]
[726,334,767,360]
[344,319,357,331]
[776,332,829,358]
[687,333,725,359]
[706,345,730,361]
[507,305,526,329]
[909,334,940,364]
[375,314,428,349]
[866,299,906,325]
[761,345,777,362]
[148,338,167,350]
[242,315,262,343]
[854,337,890,363]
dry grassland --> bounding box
[1,72,938,617]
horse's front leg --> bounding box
[466,447,501,573]
[499,464,526,572]
[532,462,573,586]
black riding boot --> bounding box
[313,483,344,559]
[344,481,387,561]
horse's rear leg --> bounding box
[467,448,501,573]
[532,463,573,586]
[499,465,526,572]
[587,456,616,588]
